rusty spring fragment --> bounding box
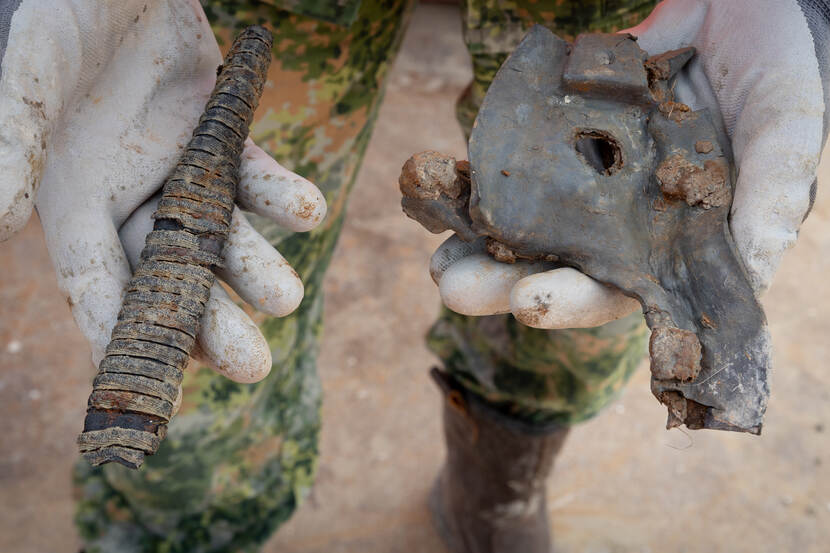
[76,26,273,469]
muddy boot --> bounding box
[429,368,570,553]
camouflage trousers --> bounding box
[74,0,656,551]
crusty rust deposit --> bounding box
[400,28,770,434]
[77,26,273,469]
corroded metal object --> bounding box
[77,26,273,469]
[400,27,770,434]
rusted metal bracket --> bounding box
[400,27,770,434]
[76,26,273,469]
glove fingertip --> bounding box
[288,183,326,232]
[429,235,486,285]
[260,270,304,318]
[510,269,639,329]
[438,254,529,316]
[198,288,273,384]
[239,141,327,232]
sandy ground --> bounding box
[1,5,829,552]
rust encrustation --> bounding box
[695,140,714,154]
[658,101,696,123]
[659,391,708,430]
[649,326,702,382]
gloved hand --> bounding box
[0,1,326,383]
[431,0,826,328]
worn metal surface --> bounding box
[400,26,770,434]
[76,26,273,469]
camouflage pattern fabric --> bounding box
[203,0,363,29]
[431,0,658,426]
[74,1,411,551]
[429,309,648,426]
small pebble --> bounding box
[28,389,42,401]
[6,340,22,354]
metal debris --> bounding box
[77,26,274,469]
[400,27,770,434]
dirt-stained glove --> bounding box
[431,0,826,329]
[0,1,326,382]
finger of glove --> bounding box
[216,208,304,318]
[429,234,487,284]
[196,283,273,384]
[119,198,273,383]
[39,208,131,368]
[237,139,327,232]
[510,268,641,329]
[438,253,549,316]
[0,1,82,240]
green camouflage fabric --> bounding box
[203,0,363,28]
[74,1,411,551]
[430,309,648,426]
[431,0,658,426]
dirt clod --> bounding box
[486,238,517,263]
[695,140,714,154]
[656,154,730,209]
[456,159,471,182]
[660,391,708,429]
[399,151,461,200]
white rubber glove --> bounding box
[433,0,826,329]
[0,1,326,382]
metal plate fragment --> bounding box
[400,27,770,434]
